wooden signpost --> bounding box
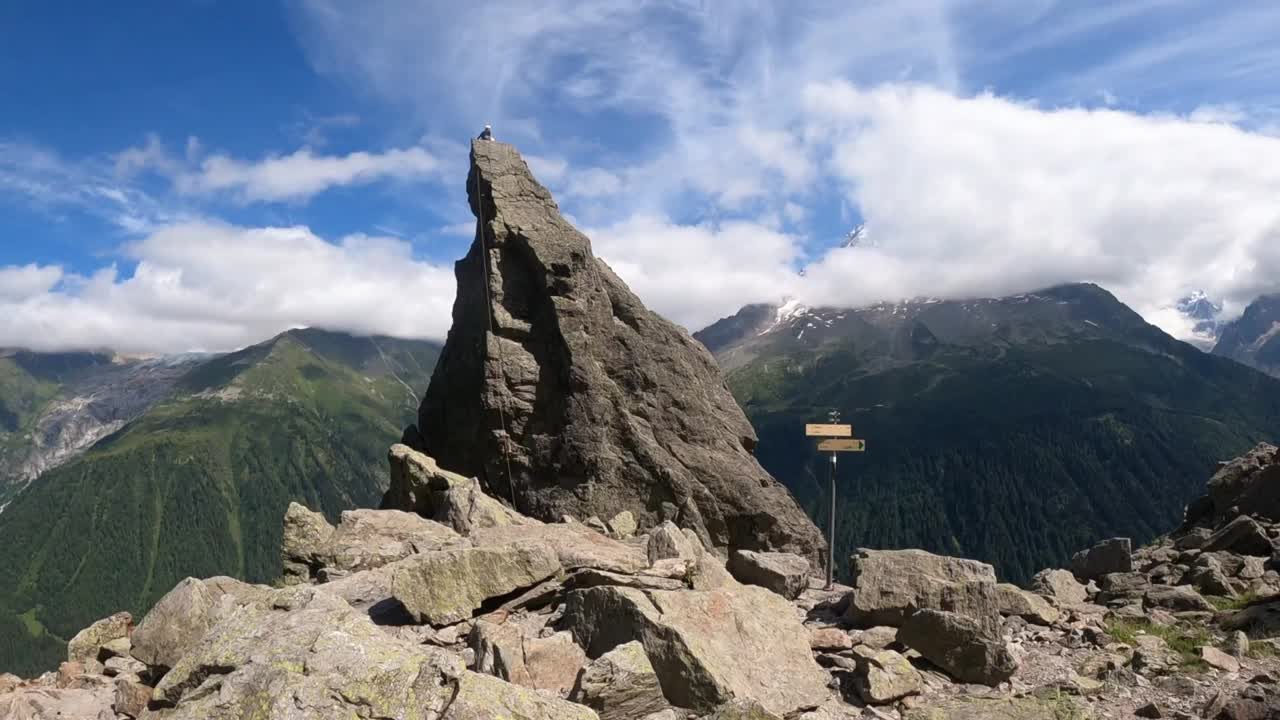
[808,412,867,589]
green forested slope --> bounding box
[705,285,1280,585]
[0,329,438,674]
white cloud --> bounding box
[0,221,455,354]
[589,215,800,331]
[798,82,1280,334]
[180,146,441,202]
[0,264,64,301]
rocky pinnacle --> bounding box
[412,139,825,562]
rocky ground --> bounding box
[5,443,1280,719]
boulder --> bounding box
[112,678,150,718]
[572,640,669,720]
[470,619,586,697]
[845,549,999,631]
[146,585,465,719]
[607,511,638,539]
[1095,571,1150,603]
[391,543,561,625]
[1201,645,1241,673]
[1070,537,1133,580]
[441,670,599,720]
[897,609,1018,686]
[0,684,116,720]
[67,611,132,665]
[903,697,1087,720]
[648,521,702,563]
[412,138,824,563]
[1145,585,1214,612]
[1030,568,1087,605]
[130,576,270,671]
[853,649,922,705]
[471,521,648,574]
[702,699,783,719]
[809,627,854,651]
[281,502,335,583]
[1204,516,1274,556]
[994,584,1060,625]
[727,550,811,600]
[384,444,530,534]
[1205,443,1280,522]
[1224,599,1280,637]
[322,509,462,575]
[563,584,829,715]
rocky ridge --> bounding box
[408,139,824,564]
[9,442,1280,719]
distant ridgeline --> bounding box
[698,284,1280,584]
[0,329,439,675]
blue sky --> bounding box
[3,1,1280,353]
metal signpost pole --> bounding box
[828,450,837,589]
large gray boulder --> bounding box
[411,139,824,564]
[67,611,132,666]
[471,521,647,574]
[897,609,1018,686]
[391,543,561,625]
[384,444,530,535]
[727,550,811,600]
[442,670,599,720]
[572,641,670,720]
[563,584,829,715]
[470,618,586,698]
[281,502,335,584]
[844,549,999,630]
[130,576,270,671]
[1070,537,1133,580]
[323,508,463,574]
[1202,515,1273,556]
[145,585,463,719]
[1204,443,1280,522]
[1030,568,1088,605]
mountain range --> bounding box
[0,329,439,675]
[696,283,1280,584]
[1213,294,1280,378]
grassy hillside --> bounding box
[0,330,438,675]
[707,286,1280,585]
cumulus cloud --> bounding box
[180,146,441,202]
[0,221,455,354]
[589,215,800,331]
[797,82,1280,333]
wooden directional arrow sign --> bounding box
[806,423,852,437]
[818,438,866,452]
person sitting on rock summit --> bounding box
[478,124,493,141]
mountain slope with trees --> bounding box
[698,284,1280,585]
[0,329,439,675]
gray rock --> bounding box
[130,576,269,671]
[845,549,999,631]
[470,520,648,574]
[102,655,146,678]
[1224,599,1280,637]
[648,521,701,563]
[281,502,335,583]
[1070,537,1133,580]
[321,508,463,574]
[412,139,825,564]
[442,670,599,719]
[1095,571,1150,604]
[897,609,1018,686]
[727,550,811,600]
[145,586,470,720]
[1230,630,1251,658]
[1204,443,1280,522]
[607,511,638,539]
[853,648,922,705]
[1030,568,1087,605]
[1203,515,1274,556]
[572,640,669,720]
[470,620,586,697]
[1145,585,1214,612]
[1174,527,1212,550]
[563,584,829,715]
[0,683,116,720]
[384,444,531,535]
[701,699,783,719]
[994,583,1060,625]
[1200,645,1241,673]
[67,611,131,665]
[808,627,854,651]
[391,543,561,625]
[112,677,150,718]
